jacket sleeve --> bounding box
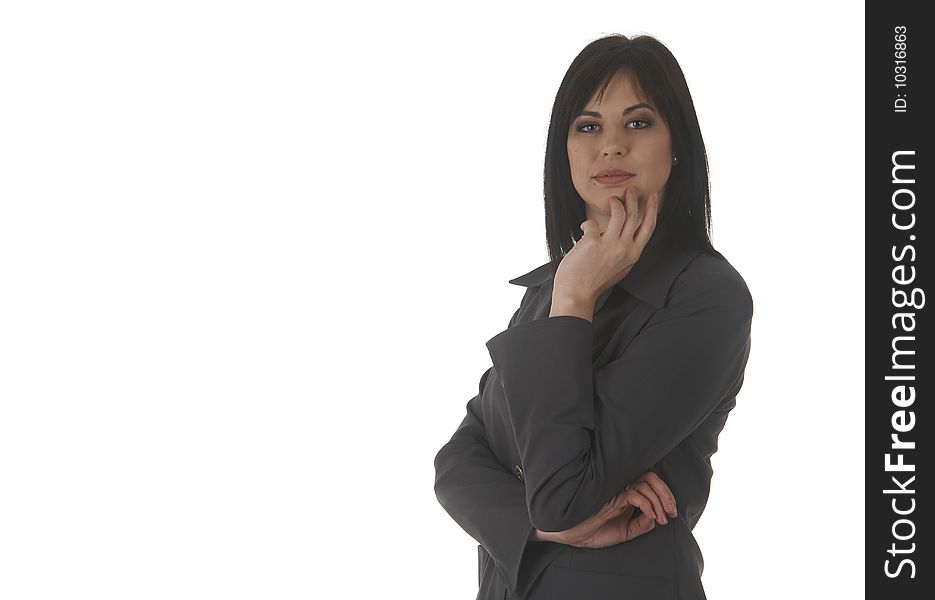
[484,272,754,533]
[433,289,537,597]
[433,380,537,597]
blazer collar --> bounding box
[507,229,703,309]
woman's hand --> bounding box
[552,186,659,307]
[531,471,678,549]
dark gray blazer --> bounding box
[434,229,753,600]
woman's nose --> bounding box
[601,133,629,156]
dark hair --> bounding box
[543,34,719,268]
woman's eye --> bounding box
[576,119,651,133]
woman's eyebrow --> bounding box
[578,102,656,118]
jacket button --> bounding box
[513,465,524,482]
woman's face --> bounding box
[567,70,673,219]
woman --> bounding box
[433,34,753,600]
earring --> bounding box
[672,153,678,165]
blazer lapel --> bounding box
[506,230,704,368]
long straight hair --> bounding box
[543,34,719,269]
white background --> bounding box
[0,1,863,598]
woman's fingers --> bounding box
[629,481,668,525]
[624,471,679,526]
[626,509,658,540]
[606,194,626,239]
[636,471,678,517]
[578,218,601,243]
[633,191,659,249]
[623,488,657,521]
[616,490,657,541]
[619,186,641,241]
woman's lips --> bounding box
[594,174,633,185]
